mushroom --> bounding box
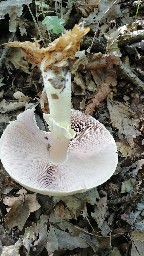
[0,24,118,195]
[4,24,89,164]
[0,108,118,196]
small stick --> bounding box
[27,5,46,46]
[118,60,144,92]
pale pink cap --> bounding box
[0,109,118,195]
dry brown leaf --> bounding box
[3,192,40,212]
[71,53,120,72]
[53,195,86,220]
[6,48,29,73]
[4,192,41,231]
[23,215,48,254]
[75,0,100,17]
[4,199,30,231]
[107,99,141,143]
[70,53,119,101]
[49,202,73,222]
[5,25,90,69]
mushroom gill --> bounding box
[0,109,118,196]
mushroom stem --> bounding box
[40,58,75,163]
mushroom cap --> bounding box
[0,109,118,196]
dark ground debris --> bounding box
[0,0,144,255]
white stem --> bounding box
[40,58,75,163]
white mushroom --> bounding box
[0,108,118,196]
[3,25,90,164]
[1,25,118,195]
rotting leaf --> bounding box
[85,71,96,92]
[4,199,30,231]
[47,225,88,253]
[0,224,15,247]
[83,0,121,26]
[84,187,100,206]
[56,221,79,236]
[46,226,58,254]
[56,221,99,252]
[134,221,144,231]
[100,221,111,236]
[91,194,107,229]
[6,48,30,73]
[3,190,41,212]
[23,215,48,255]
[0,114,9,125]
[18,19,27,36]
[75,0,100,17]
[4,192,40,231]
[131,159,144,177]
[0,78,5,87]
[49,201,72,222]
[121,211,141,226]
[51,188,99,221]
[71,53,119,100]
[23,226,36,253]
[121,178,137,194]
[107,99,141,143]
[1,240,22,256]
[0,0,32,32]
[53,196,84,219]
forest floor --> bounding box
[0,0,144,255]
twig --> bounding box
[118,60,144,92]
[27,5,46,46]
[119,29,144,46]
[85,83,111,115]
[74,224,126,239]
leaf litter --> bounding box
[0,0,144,255]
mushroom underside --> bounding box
[0,109,118,195]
